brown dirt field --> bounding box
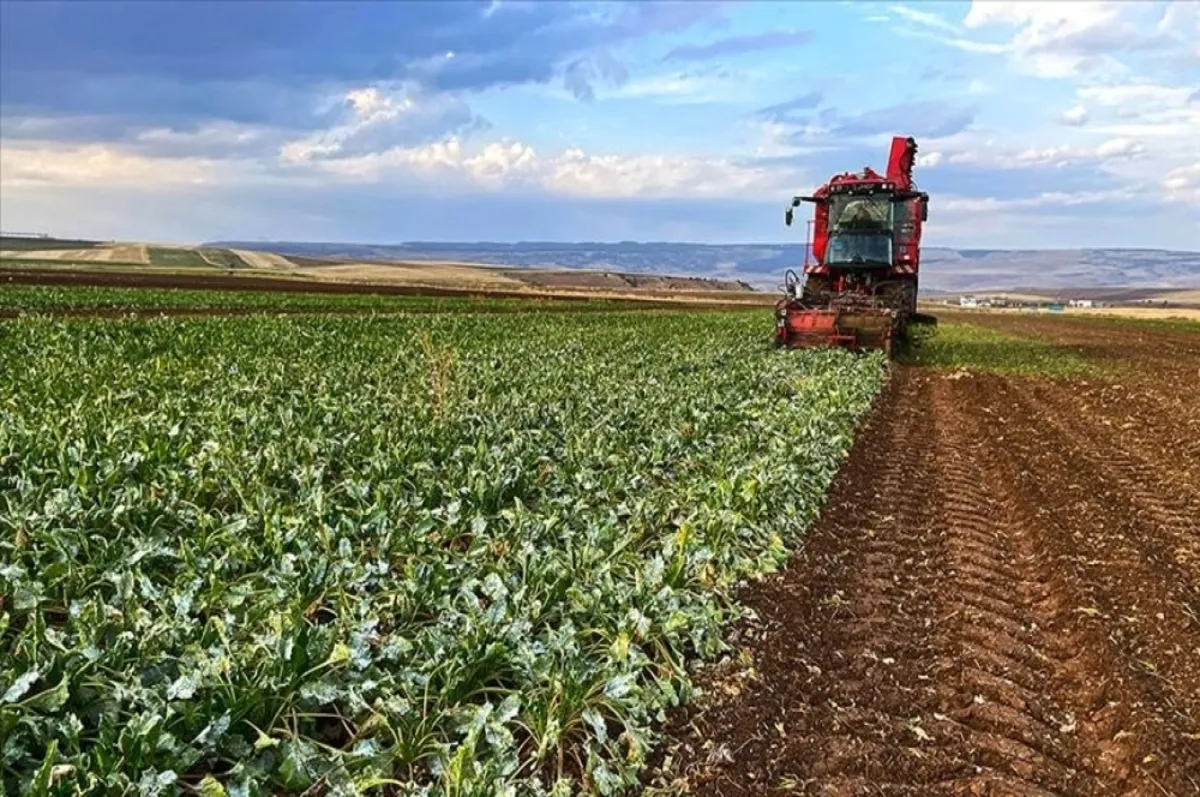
[649,317,1200,796]
[229,249,296,270]
[283,257,756,295]
[0,244,149,264]
[306,261,527,289]
[497,268,753,293]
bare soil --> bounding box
[0,244,149,264]
[495,268,754,293]
[304,261,528,290]
[650,316,1200,795]
[228,249,296,270]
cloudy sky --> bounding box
[1,0,1197,248]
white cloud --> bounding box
[280,86,479,164]
[889,4,961,35]
[938,186,1141,213]
[281,88,414,162]
[937,0,1200,89]
[751,120,796,158]
[310,134,798,199]
[1061,104,1089,125]
[1074,80,1199,151]
[892,1,1195,93]
[1078,82,1195,109]
[1095,137,1146,159]
[923,134,1155,172]
[1156,1,1200,58]
[941,142,1084,169]
[885,2,1197,215]
[1074,81,1199,202]
[546,148,781,198]
[135,122,265,149]
[958,1,1169,79]
[1162,162,1200,204]
[603,67,764,105]
[0,142,244,188]
[2,127,808,207]
[916,151,944,167]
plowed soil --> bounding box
[651,315,1200,796]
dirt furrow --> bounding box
[957,375,1200,791]
[653,361,1200,795]
[925,378,1109,795]
[1002,381,1200,644]
[1029,380,1200,492]
[1012,380,1200,576]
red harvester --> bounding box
[775,135,933,356]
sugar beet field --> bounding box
[1,305,884,795]
[2,293,1199,796]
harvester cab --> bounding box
[776,136,931,356]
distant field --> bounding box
[2,238,767,302]
[1067,305,1200,321]
[0,271,773,315]
[0,284,691,315]
[950,305,1200,322]
[0,245,149,264]
[0,235,103,251]
[230,249,294,269]
[305,261,528,290]
[948,286,1200,306]
[1,263,773,309]
[195,248,250,269]
[145,246,214,268]
[1156,289,1200,303]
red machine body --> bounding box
[775,135,931,355]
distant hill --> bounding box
[208,240,1200,293]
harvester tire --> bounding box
[911,312,938,327]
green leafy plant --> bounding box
[0,284,746,315]
[898,320,1099,377]
[1,310,885,794]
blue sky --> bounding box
[1,0,1197,249]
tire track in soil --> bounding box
[1028,381,1200,512]
[928,375,1163,796]
[651,367,1200,796]
[1011,380,1200,580]
[888,374,1131,796]
[974,378,1200,789]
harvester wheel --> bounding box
[911,312,938,327]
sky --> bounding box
[1,0,1198,249]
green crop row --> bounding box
[898,321,1099,378]
[0,285,654,315]
[1,311,886,795]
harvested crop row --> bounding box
[0,311,886,795]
